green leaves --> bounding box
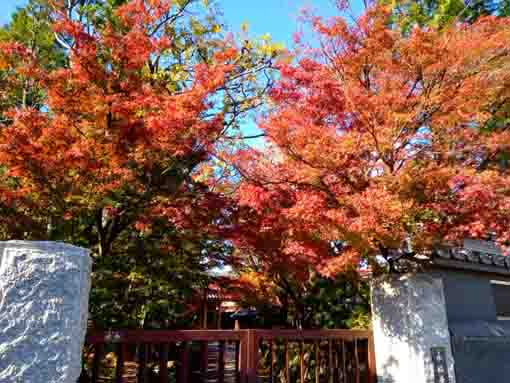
[0,2,65,115]
[385,0,505,33]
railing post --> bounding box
[270,340,275,383]
[285,339,290,383]
[200,340,208,382]
[355,339,360,383]
[159,343,169,383]
[235,340,241,383]
[300,341,305,383]
[315,340,320,383]
[219,340,226,383]
[137,343,149,383]
[328,340,334,383]
[178,341,190,383]
[91,344,103,383]
[115,343,125,383]
[239,331,249,383]
[246,330,259,383]
[367,333,377,383]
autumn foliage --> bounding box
[0,0,246,253]
[233,6,510,276]
[2,0,510,294]
[0,0,278,327]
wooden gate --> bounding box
[81,329,376,383]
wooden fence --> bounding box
[81,329,376,383]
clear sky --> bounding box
[1,0,26,26]
[0,0,364,47]
[220,0,359,46]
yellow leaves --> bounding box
[0,55,9,70]
[180,45,194,60]
[192,163,214,183]
[239,29,286,59]
[190,18,207,36]
[257,41,285,58]
[238,271,273,291]
[175,0,191,8]
[167,63,189,82]
[127,271,145,283]
[260,33,271,42]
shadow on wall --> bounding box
[379,355,398,383]
[371,274,454,383]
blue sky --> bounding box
[1,0,364,47]
[1,0,25,26]
[220,0,360,46]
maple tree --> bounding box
[232,5,510,276]
[0,0,279,327]
[383,0,510,155]
[227,267,370,329]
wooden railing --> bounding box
[81,329,376,383]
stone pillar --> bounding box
[371,274,456,383]
[0,241,91,383]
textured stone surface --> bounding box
[371,274,456,383]
[0,241,91,383]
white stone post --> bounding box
[371,274,456,383]
[0,241,92,383]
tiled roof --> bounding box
[432,239,510,273]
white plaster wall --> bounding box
[371,274,456,383]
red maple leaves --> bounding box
[0,0,237,225]
[233,7,510,275]
[1,1,510,279]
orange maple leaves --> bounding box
[1,1,510,280]
[234,7,510,276]
[0,0,237,221]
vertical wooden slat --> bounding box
[328,340,334,383]
[285,339,290,383]
[269,340,274,383]
[115,343,125,383]
[246,330,259,383]
[137,343,149,383]
[315,341,320,383]
[159,343,169,383]
[355,339,360,383]
[273,340,277,383]
[200,341,208,381]
[235,340,241,383]
[342,341,347,383]
[335,340,340,383]
[219,341,226,383]
[92,344,103,383]
[178,341,191,383]
[367,335,377,383]
[300,341,305,383]
[239,333,249,383]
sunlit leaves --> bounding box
[0,0,276,328]
[233,5,510,278]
